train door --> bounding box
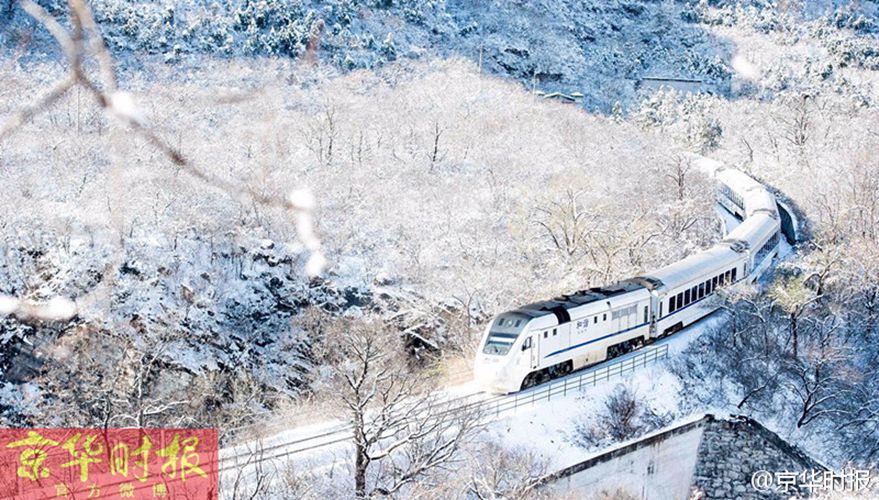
[649,293,660,338]
[530,335,538,369]
[521,335,538,370]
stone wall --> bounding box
[536,414,825,499]
[692,415,825,499]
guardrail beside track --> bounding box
[219,344,670,470]
[482,344,669,418]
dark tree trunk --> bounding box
[354,411,368,498]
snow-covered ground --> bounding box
[217,311,726,498]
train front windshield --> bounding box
[482,332,518,355]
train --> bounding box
[473,164,782,394]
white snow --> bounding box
[288,188,316,211]
[0,296,19,315]
[109,91,146,125]
[37,296,78,321]
[731,53,760,81]
[304,252,328,278]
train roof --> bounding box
[726,212,780,246]
[716,168,762,193]
[637,245,740,292]
[497,164,779,327]
[513,282,645,319]
[744,189,778,218]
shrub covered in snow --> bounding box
[572,384,674,450]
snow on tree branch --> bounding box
[0,295,77,322]
[0,0,326,323]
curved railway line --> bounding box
[218,342,675,473]
[218,156,797,480]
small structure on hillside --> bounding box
[535,91,584,104]
[537,414,825,499]
[639,76,705,94]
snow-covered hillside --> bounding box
[0,55,721,429]
[2,0,879,497]
[5,0,875,112]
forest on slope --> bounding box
[1,0,879,497]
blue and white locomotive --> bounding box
[474,165,782,394]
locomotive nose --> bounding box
[473,355,510,393]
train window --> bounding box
[712,276,718,289]
[515,320,521,327]
[691,286,697,301]
[603,313,607,321]
[553,328,557,336]
[669,296,676,312]
[659,303,663,317]
[543,331,548,339]
[732,268,738,281]
[684,289,691,304]
[594,317,597,324]
[725,270,731,283]
[698,283,705,299]
[498,318,505,327]
[644,306,648,323]
[677,292,683,308]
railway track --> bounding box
[218,340,676,473]
[219,156,797,481]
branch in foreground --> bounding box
[0,0,327,322]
